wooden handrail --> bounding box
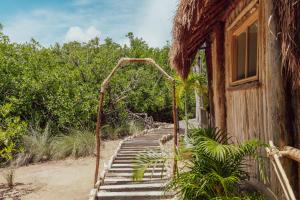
[266,141,297,200]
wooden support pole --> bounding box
[94,91,104,186]
[172,81,178,176]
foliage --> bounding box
[175,72,207,110]
[0,103,27,164]
[133,149,167,181]
[52,130,95,159]
[101,121,141,140]
[175,70,208,137]
[0,30,174,132]
[133,127,266,200]
[0,28,175,164]
[170,128,264,199]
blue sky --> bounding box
[0,0,178,47]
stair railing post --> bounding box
[94,90,105,186]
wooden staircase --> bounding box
[92,128,174,200]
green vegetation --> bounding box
[0,103,27,164]
[133,127,267,200]
[175,70,208,135]
[0,26,188,164]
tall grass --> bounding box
[52,130,95,159]
[14,120,144,165]
[17,123,53,165]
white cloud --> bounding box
[2,1,178,47]
[135,0,177,47]
[65,26,100,42]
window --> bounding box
[231,11,258,84]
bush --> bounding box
[101,120,144,140]
[0,103,27,165]
[17,123,53,165]
[129,120,144,135]
[101,125,117,140]
[52,130,95,159]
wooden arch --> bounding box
[94,58,178,186]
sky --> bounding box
[0,0,178,47]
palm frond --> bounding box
[133,149,167,181]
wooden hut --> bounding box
[170,0,300,198]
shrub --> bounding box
[101,125,117,140]
[52,130,95,159]
[0,103,27,165]
[129,120,144,135]
[114,124,130,138]
[101,120,143,140]
[18,123,53,165]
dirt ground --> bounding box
[0,140,120,200]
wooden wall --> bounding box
[209,0,298,198]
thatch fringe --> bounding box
[272,0,300,90]
[170,0,230,79]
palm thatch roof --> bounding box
[274,0,300,90]
[170,0,232,79]
[171,0,300,89]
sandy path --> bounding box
[0,140,120,200]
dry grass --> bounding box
[3,168,15,189]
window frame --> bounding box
[230,10,259,86]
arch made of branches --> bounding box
[93,58,178,186]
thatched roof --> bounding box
[170,0,232,79]
[274,0,300,90]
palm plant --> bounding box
[133,127,266,200]
[175,73,207,141]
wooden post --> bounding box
[205,43,215,127]
[213,22,226,130]
[94,91,104,186]
[172,81,178,176]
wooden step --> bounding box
[118,150,160,153]
[91,128,174,200]
[106,172,166,178]
[103,178,168,185]
[109,168,166,173]
[99,183,166,192]
[97,191,173,200]
[111,164,165,168]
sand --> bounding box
[0,140,120,200]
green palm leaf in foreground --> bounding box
[133,127,267,200]
[133,149,168,181]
